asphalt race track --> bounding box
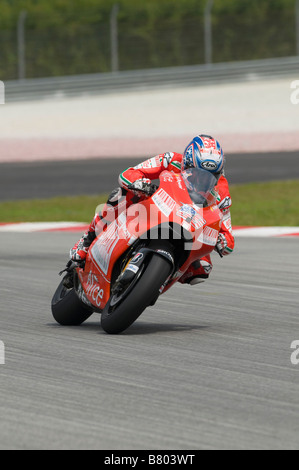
[0,232,298,450]
[1,151,299,201]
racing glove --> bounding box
[128,178,153,197]
[215,233,228,256]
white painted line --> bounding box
[0,223,299,237]
[233,227,299,237]
[0,222,87,232]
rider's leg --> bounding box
[70,188,134,262]
[178,255,213,285]
[70,213,106,262]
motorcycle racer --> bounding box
[70,135,235,286]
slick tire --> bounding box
[51,279,93,326]
[101,254,172,334]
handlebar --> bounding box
[128,182,159,197]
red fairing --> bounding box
[119,153,234,255]
[77,168,230,310]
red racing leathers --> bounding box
[76,152,235,284]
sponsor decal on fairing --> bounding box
[126,264,139,274]
[176,204,206,230]
[131,253,144,264]
[86,272,104,307]
[91,220,120,275]
[174,174,185,190]
[162,174,174,183]
[152,188,176,217]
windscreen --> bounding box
[181,168,218,206]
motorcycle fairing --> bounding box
[77,170,223,310]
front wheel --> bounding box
[101,254,172,334]
[51,279,93,326]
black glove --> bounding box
[214,233,227,257]
[128,179,154,197]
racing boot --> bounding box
[70,231,92,262]
[179,257,213,286]
[70,212,111,262]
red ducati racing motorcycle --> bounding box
[51,168,223,334]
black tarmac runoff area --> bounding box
[0,151,298,201]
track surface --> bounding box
[0,233,299,450]
[1,151,299,201]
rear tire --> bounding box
[51,279,93,326]
[101,254,172,334]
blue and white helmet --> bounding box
[183,135,225,180]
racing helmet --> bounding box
[182,135,225,181]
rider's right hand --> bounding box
[128,178,152,197]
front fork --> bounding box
[112,246,175,296]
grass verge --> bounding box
[229,180,299,226]
[0,180,298,226]
[0,195,108,223]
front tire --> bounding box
[101,254,172,334]
[51,279,93,326]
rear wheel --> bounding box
[51,279,93,326]
[101,253,172,334]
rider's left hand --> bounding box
[215,233,227,256]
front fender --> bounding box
[135,246,174,270]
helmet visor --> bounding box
[181,168,218,206]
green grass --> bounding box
[0,180,298,226]
[229,180,299,226]
[0,195,108,223]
